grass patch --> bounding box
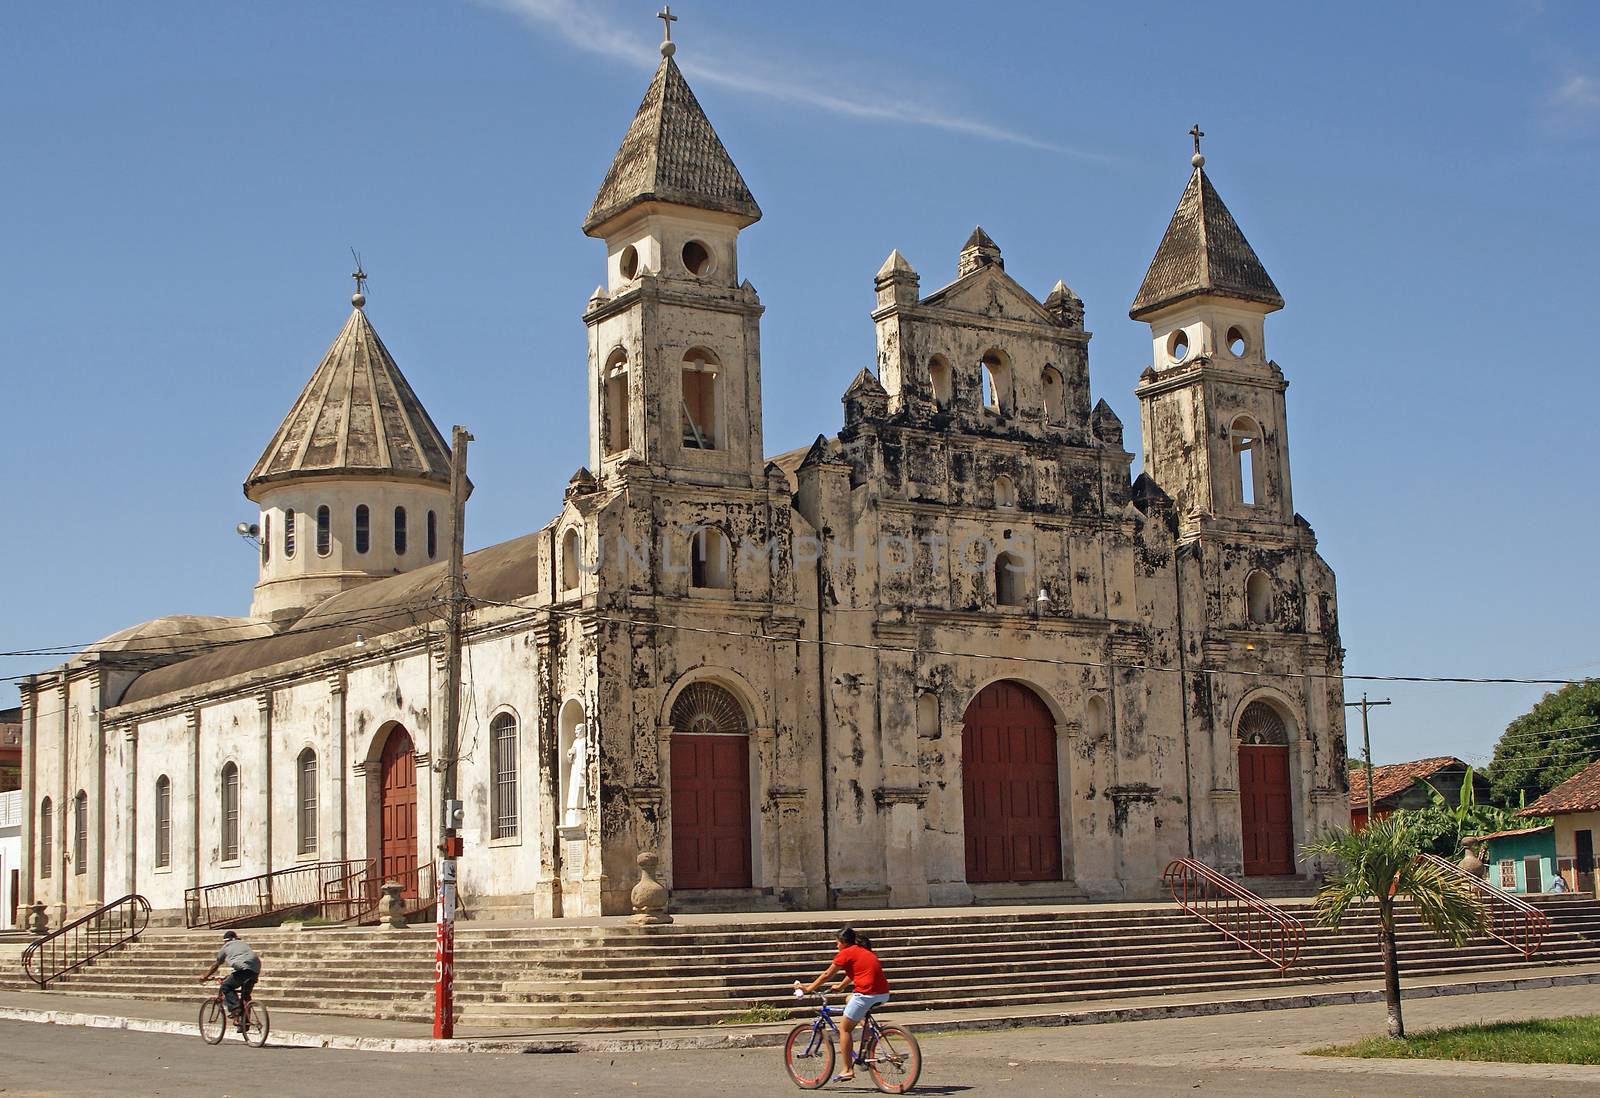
[1311,1015,1600,1065]
[715,1005,793,1026]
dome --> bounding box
[73,615,276,671]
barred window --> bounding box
[490,713,518,839]
[155,775,172,868]
[1499,860,1517,890]
[393,506,408,555]
[297,749,318,855]
[39,798,53,878]
[427,511,438,559]
[316,505,331,556]
[355,504,370,554]
[73,791,88,874]
[284,508,296,558]
[221,762,240,862]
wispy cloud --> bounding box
[478,0,1098,158]
[1544,71,1600,133]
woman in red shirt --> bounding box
[796,927,890,1083]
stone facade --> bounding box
[18,42,1347,925]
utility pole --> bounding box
[434,424,472,1040]
[1345,693,1393,823]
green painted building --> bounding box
[1482,825,1559,893]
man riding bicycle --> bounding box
[199,930,260,1024]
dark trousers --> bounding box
[221,969,258,1014]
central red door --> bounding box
[1239,745,1294,875]
[670,734,752,890]
[962,681,1062,884]
[379,725,419,896]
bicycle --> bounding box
[198,978,270,1048]
[783,990,921,1093]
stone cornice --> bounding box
[583,278,764,325]
[870,300,1092,346]
[1135,357,1288,400]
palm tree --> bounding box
[1302,815,1486,1038]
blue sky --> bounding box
[2,1,1597,767]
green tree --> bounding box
[1303,816,1485,1039]
[1392,769,1550,858]
[1487,680,1600,806]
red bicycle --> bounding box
[198,980,270,1047]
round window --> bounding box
[1227,326,1247,357]
[619,245,639,280]
[1169,329,1190,363]
[682,240,713,277]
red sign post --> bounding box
[434,856,457,1038]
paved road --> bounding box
[5,983,1599,1097]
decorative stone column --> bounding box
[256,692,273,871]
[876,786,930,907]
[379,882,408,930]
[770,787,809,906]
[327,673,348,863]
[27,902,48,935]
[628,851,672,926]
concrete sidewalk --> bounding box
[3,961,1600,1054]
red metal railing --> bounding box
[1418,852,1549,959]
[322,861,437,925]
[185,861,365,929]
[1163,858,1306,975]
[23,893,151,988]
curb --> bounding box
[3,970,1599,1054]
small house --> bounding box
[1521,758,1600,897]
[1350,756,1491,830]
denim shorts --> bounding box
[843,992,890,1021]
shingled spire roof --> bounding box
[583,55,761,235]
[1129,166,1282,320]
[245,302,453,495]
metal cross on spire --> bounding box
[350,248,368,307]
[1188,124,1206,168]
[658,5,678,43]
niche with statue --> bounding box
[558,698,591,841]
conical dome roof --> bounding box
[583,55,761,235]
[245,304,453,496]
[1130,166,1282,320]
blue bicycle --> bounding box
[783,991,921,1092]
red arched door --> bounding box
[668,682,752,890]
[379,725,419,895]
[962,681,1062,883]
[1239,745,1295,875]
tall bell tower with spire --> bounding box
[581,8,766,489]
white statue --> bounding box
[563,723,589,829]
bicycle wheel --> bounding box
[783,1023,835,1089]
[244,1001,270,1048]
[198,999,226,1045]
[864,1025,921,1094]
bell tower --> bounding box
[1133,130,1293,532]
[581,15,766,489]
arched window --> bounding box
[284,508,296,558]
[1041,365,1065,422]
[1246,570,1272,625]
[690,526,731,589]
[670,681,749,735]
[995,550,1028,606]
[72,791,87,874]
[296,749,318,855]
[220,762,240,862]
[681,349,720,450]
[427,511,438,559]
[993,474,1017,508]
[155,775,172,868]
[316,505,331,556]
[929,355,953,409]
[490,712,518,840]
[1238,700,1289,745]
[39,798,52,878]
[354,505,370,554]
[261,513,270,565]
[604,350,631,455]
[980,350,1011,415]
[1230,416,1260,507]
[561,528,582,591]
[394,506,407,555]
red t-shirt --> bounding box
[832,945,889,995]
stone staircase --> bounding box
[4,896,1597,1030]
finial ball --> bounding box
[660,40,676,58]
[1191,152,1205,169]
[352,292,366,309]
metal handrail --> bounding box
[1418,852,1549,959]
[1163,858,1306,975]
[185,860,367,929]
[22,893,151,988]
[331,861,437,925]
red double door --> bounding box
[670,734,752,890]
[1239,745,1295,875]
[962,681,1062,884]
[379,726,419,896]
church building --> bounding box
[18,28,1348,924]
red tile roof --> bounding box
[1521,758,1600,817]
[1349,756,1466,813]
